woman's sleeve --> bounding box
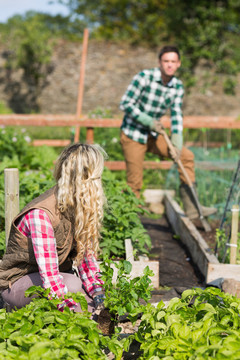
[17,208,77,311]
[78,254,104,298]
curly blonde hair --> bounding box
[54,143,106,264]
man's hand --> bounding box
[170,133,182,162]
[169,146,181,162]
[150,120,164,133]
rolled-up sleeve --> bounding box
[170,86,184,134]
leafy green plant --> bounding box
[216,227,240,264]
[135,286,240,359]
[100,259,153,325]
[223,77,237,95]
[19,171,55,210]
[0,127,58,255]
[101,169,152,259]
[0,127,32,163]
[215,228,229,263]
[0,102,13,114]
[0,286,124,359]
[4,13,53,84]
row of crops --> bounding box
[1,261,240,359]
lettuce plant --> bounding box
[100,259,153,323]
[135,286,240,359]
[0,286,124,359]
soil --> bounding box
[141,214,205,290]
[197,218,220,251]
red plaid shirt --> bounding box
[17,209,103,311]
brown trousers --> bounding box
[120,131,195,198]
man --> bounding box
[119,45,216,220]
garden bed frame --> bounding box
[97,239,159,289]
[163,191,240,284]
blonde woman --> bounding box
[0,143,106,313]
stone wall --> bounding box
[0,40,239,117]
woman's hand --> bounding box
[93,293,105,311]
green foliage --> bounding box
[163,1,240,91]
[0,286,124,359]
[59,0,240,91]
[25,285,89,312]
[2,13,54,86]
[19,171,55,210]
[215,228,229,263]
[80,107,124,161]
[0,127,32,162]
[135,286,240,359]
[101,169,152,259]
[58,0,167,45]
[0,102,13,115]
[165,147,239,215]
[223,77,237,95]
[29,13,86,41]
[100,259,153,324]
[216,228,240,264]
[0,127,57,255]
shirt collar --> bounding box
[154,68,176,88]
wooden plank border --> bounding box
[164,193,219,280]
[207,263,240,283]
[164,193,240,284]
[97,239,159,289]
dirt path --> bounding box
[140,214,204,291]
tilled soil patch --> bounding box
[140,214,205,291]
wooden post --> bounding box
[125,239,134,263]
[74,28,89,143]
[230,204,239,264]
[86,127,94,144]
[4,168,19,244]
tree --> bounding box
[57,0,240,91]
[0,11,86,112]
[164,0,240,85]
[3,13,54,86]
[57,0,168,45]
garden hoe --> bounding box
[157,124,212,232]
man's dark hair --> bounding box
[158,46,180,60]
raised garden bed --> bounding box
[163,192,240,284]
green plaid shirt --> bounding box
[120,67,184,144]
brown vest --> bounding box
[0,186,76,290]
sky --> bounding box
[0,0,70,23]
